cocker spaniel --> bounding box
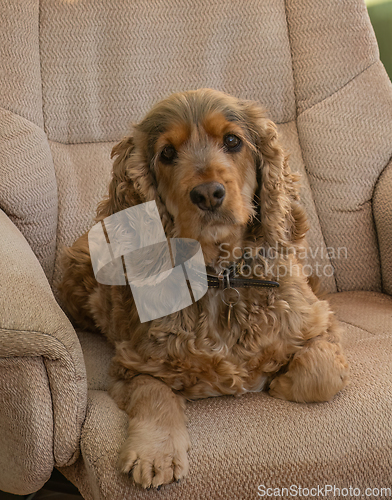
[59,88,349,490]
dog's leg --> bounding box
[269,314,349,403]
[109,375,191,489]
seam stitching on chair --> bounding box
[283,0,337,292]
[297,60,379,119]
[371,154,392,294]
[38,0,60,287]
[0,105,45,133]
[339,319,377,337]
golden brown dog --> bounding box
[58,88,349,490]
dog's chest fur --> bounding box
[110,283,295,400]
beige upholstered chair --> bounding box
[1,0,392,498]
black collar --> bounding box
[206,261,279,290]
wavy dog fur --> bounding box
[58,89,349,490]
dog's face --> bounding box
[102,89,307,265]
[134,90,261,254]
[148,96,258,242]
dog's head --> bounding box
[97,89,308,264]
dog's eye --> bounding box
[160,145,177,164]
[224,134,242,152]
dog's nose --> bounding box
[190,182,226,211]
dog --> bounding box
[58,88,349,490]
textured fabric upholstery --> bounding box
[0,357,54,495]
[286,0,392,292]
[1,0,392,497]
[374,160,392,295]
[0,0,58,282]
[0,209,87,494]
[0,109,58,281]
[0,0,44,127]
[286,0,379,114]
[297,62,392,292]
[39,0,296,144]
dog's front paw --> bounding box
[118,419,191,489]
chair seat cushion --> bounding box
[63,291,392,498]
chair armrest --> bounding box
[374,159,392,296]
[0,209,87,495]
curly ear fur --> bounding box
[95,136,142,220]
[241,102,309,249]
[58,133,175,329]
[95,133,175,235]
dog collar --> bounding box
[206,261,279,290]
[205,261,279,330]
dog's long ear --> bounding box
[242,102,309,248]
[95,134,175,235]
[96,136,141,220]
